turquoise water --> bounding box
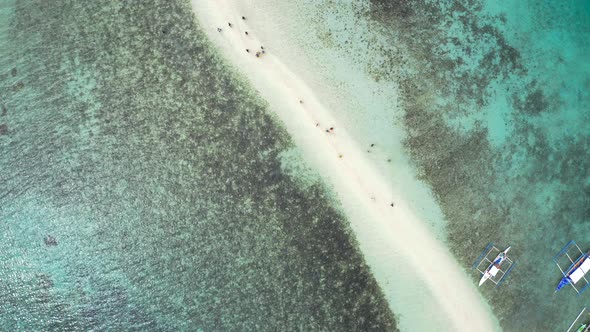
[0,1,396,330]
[232,0,590,330]
[3,0,589,330]
[368,0,590,330]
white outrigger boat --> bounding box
[554,240,590,295]
[479,246,511,286]
[473,243,516,288]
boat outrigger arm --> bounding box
[576,323,590,332]
[566,307,590,332]
[554,240,590,295]
[472,243,516,288]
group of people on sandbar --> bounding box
[218,14,395,210]
[299,99,395,209]
[217,16,267,58]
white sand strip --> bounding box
[190,1,500,331]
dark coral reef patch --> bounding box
[0,0,397,331]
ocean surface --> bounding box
[2,0,589,331]
[0,1,395,331]
[379,1,590,331]
[249,0,590,331]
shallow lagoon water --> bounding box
[0,1,396,330]
[387,2,590,331]
[2,0,589,330]
[232,0,590,330]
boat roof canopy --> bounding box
[569,258,590,284]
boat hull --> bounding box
[478,247,511,287]
[478,274,490,286]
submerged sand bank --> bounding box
[190,1,500,331]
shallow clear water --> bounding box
[0,1,396,330]
[369,1,590,331]
[383,1,590,330]
[234,0,590,330]
[3,0,589,330]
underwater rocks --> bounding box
[44,235,58,246]
[12,81,24,92]
[37,273,54,289]
[513,87,550,115]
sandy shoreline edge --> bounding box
[190,1,500,331]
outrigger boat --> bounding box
[473,243,516,288]
[554,241,590,295]
[557,251,590,291]
[479,246,511,286]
